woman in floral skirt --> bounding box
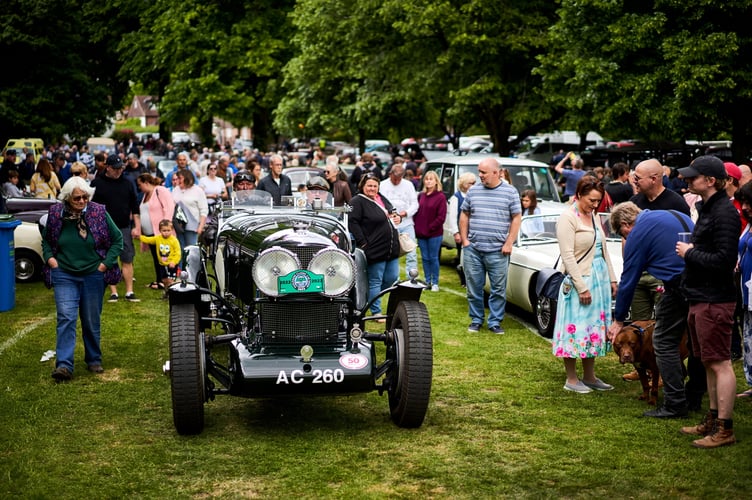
[552,177,618,393]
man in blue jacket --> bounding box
[608,202,703,419]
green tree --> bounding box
[0,0,135,144]
[539,0,752,160]
[278,0,559,155]
[119,0,294,150]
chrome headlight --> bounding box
[252,248,301,297]
[308,248,355,297]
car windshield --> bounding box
[519,213,621,241]
[427,160,561,203]
[519,214,559,241]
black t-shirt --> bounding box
[630,188,690,216]
[605,181,634,205]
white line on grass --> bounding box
[0,315,54,356]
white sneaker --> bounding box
[431,284,439,292]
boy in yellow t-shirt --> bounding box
[139,220,182,292]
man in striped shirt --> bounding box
[459,157,522,334]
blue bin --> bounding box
[0,215,22,312]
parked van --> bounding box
[422,154,565,249]
[516,131,604,164]
[86,137,117,155]
[2,138,45,165]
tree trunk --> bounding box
[480,106,512,156]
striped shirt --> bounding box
[461,182,521,252]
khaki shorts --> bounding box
[687,302,735,363]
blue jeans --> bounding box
[52,268,107,372]
[398,224,418,277]
[462,245,509,328]
[417,235,442,286]
[367,258,400,314]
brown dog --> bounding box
[612,320,688,405]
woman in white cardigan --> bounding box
[552,176,617,394]
[171,169,208,255]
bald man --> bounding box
[630,159,690,215]
[739,164,752,187]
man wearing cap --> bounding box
[91,154,142,303]
[233,171,256,191]
[722,162,745,233]
[676,155,740,448]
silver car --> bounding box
[423,154,565,249]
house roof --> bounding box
[128,95,159,118]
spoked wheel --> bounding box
[169,303,206,435]
[534,295,557,338]
[386,301,433,428]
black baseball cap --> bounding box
[105,154,124,168]
[678,155,727,179]
[6,149,16,155]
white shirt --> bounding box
[199,176,225,201]
[379,178,419,227]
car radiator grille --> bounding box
[258,301,341,344]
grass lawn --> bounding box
[0,245,750,499]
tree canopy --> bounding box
[2,0,752,159]
[538,0,752,159]
[0,0,135,143]
[118,0,294,150]
[276,0,559,154]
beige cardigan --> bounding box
[555,205,616,294]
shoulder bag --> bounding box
[535,219,597,299]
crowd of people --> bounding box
[5,136,751,449]
[548,153,750,449]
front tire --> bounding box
[534,295,557,338]
[387,301,433,428]
[169,303,206,435]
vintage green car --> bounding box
[164,191,433,435]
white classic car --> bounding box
[506,213,623,337]
[14,221,44,283]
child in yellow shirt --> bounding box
[139,220,182,292]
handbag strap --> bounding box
[554,215,597,268]
[667,209,690,232]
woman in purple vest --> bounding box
[42,176,124,382]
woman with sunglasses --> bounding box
[199,162,227,206]
[42,176,124,382]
